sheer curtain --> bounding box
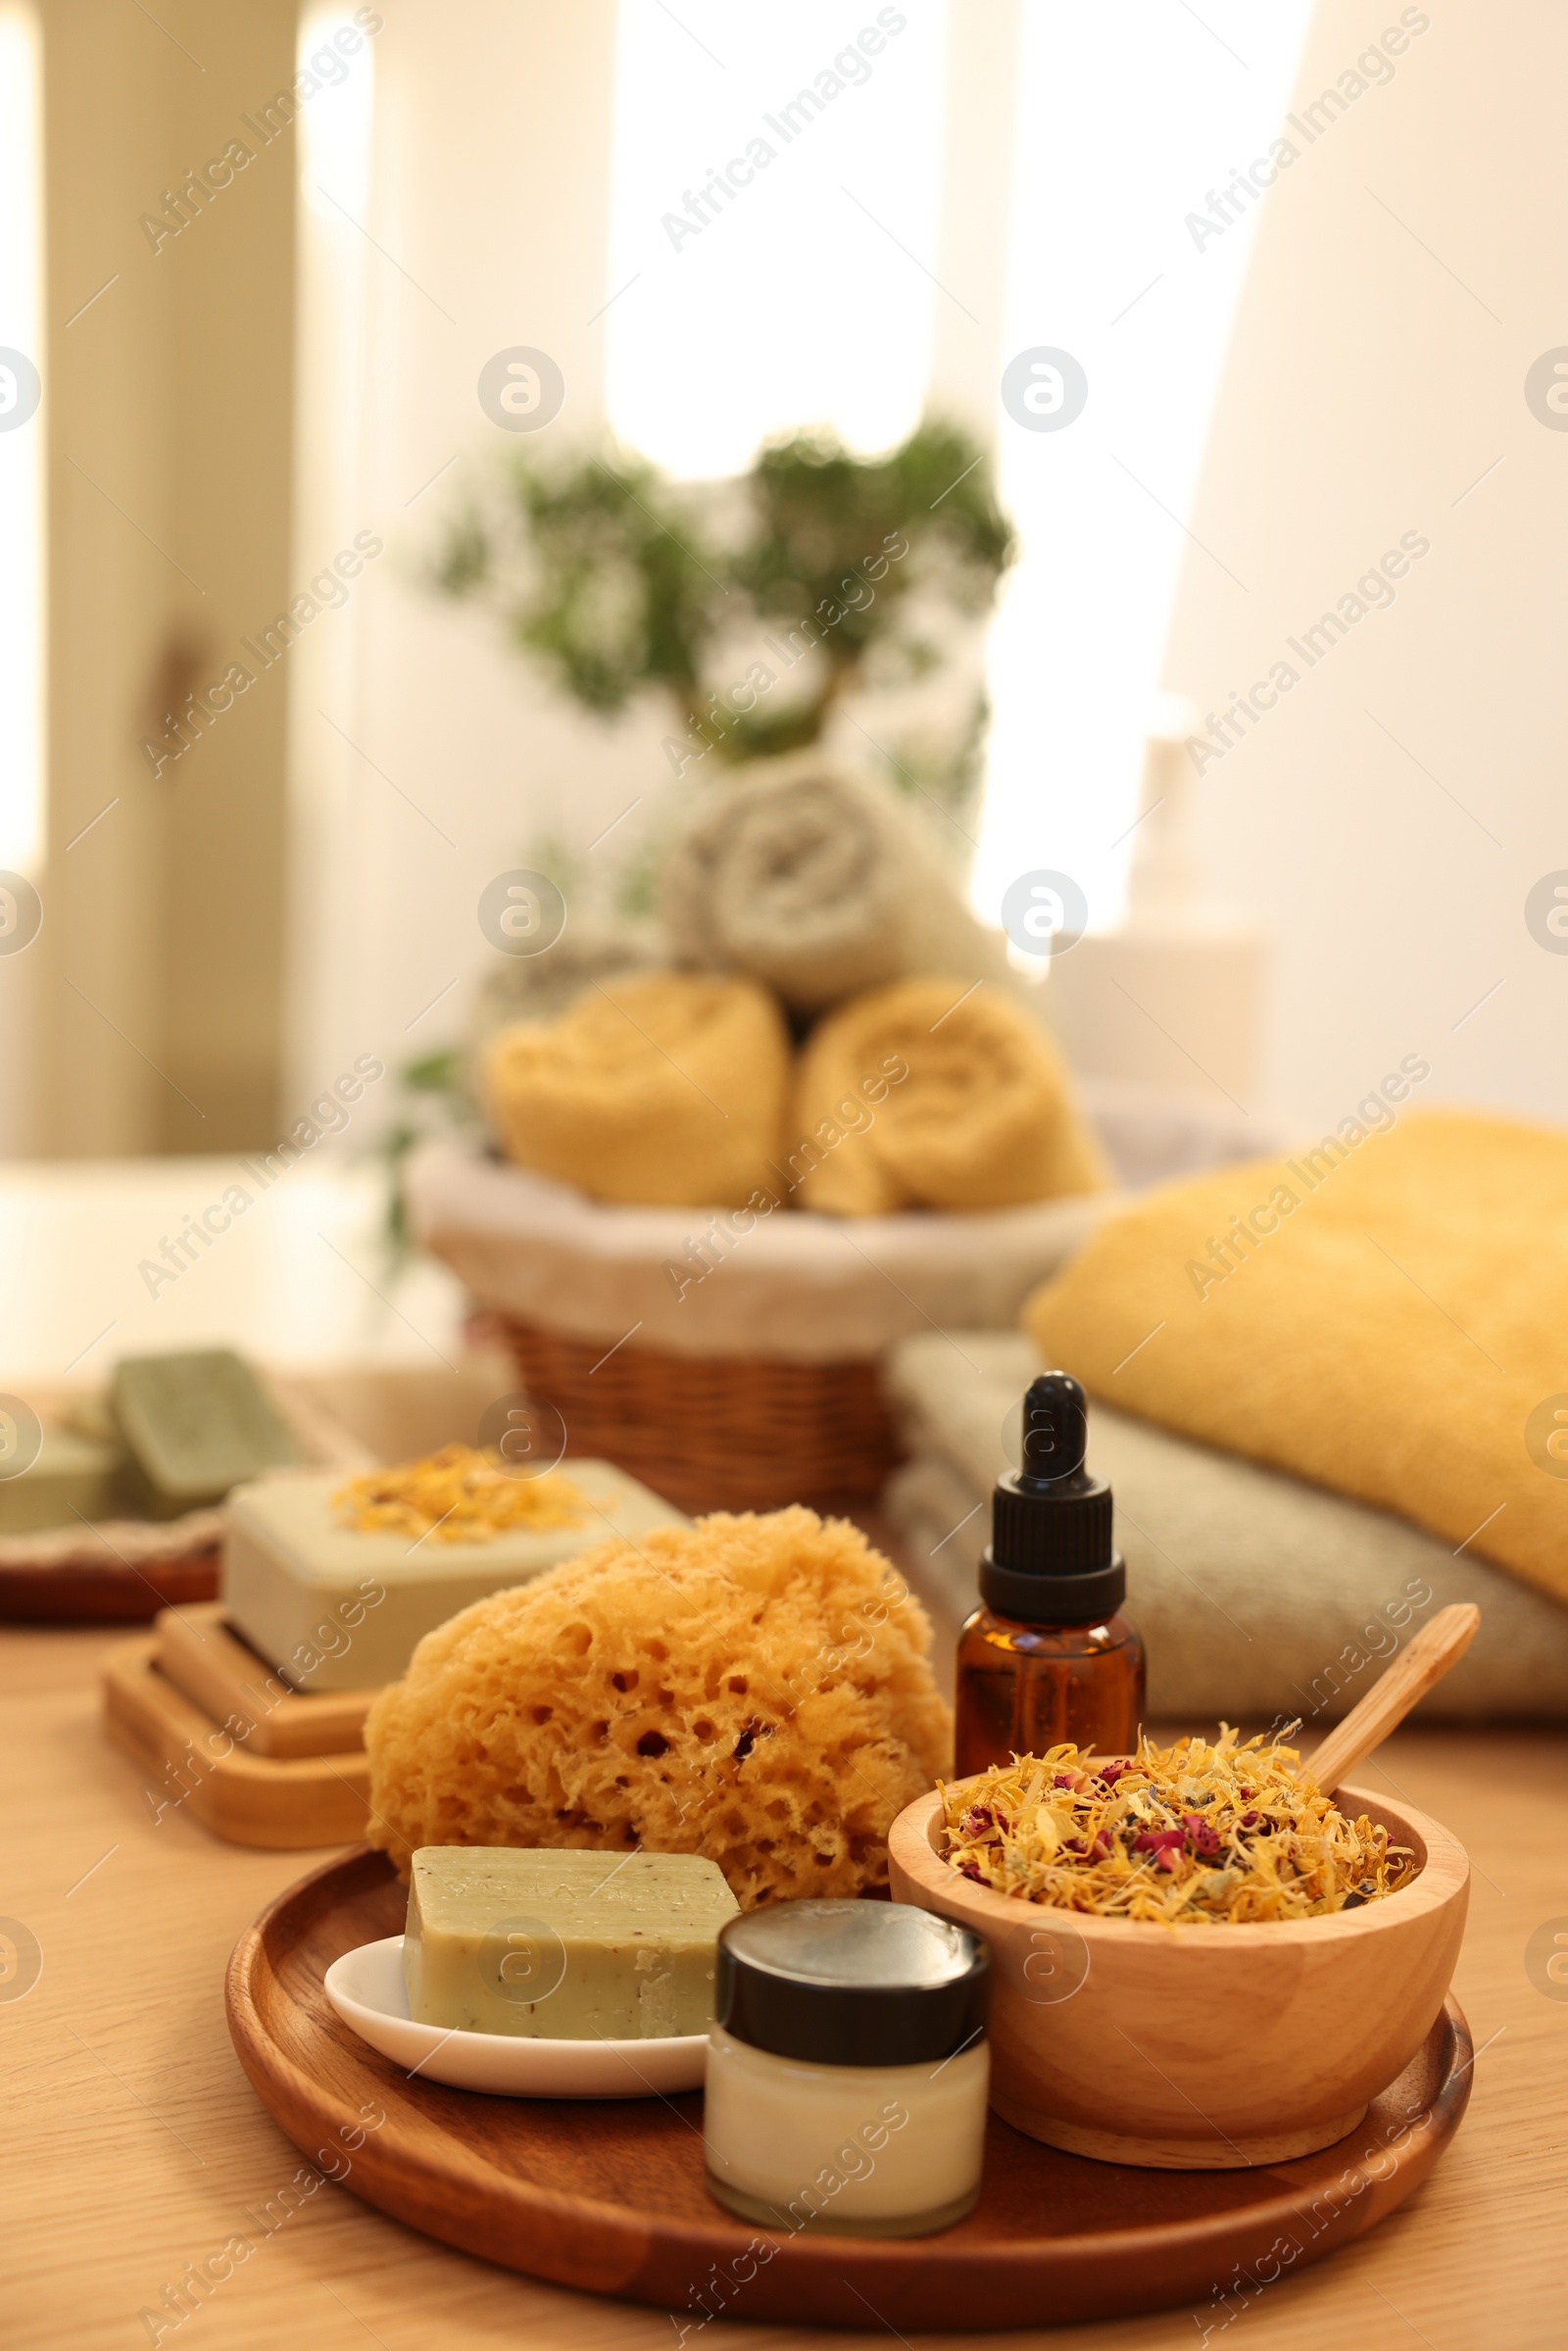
[974,0,1315,929]
[282,0,1316,1093]
[600,0,1315,926]
[0,0,42,1155]
[282,0,623,1103]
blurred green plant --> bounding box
[428,418,1015,767]
[396,422,1017,1242]
[433,451,727,731]
[379,1046,476,1254]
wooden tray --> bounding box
[155,1603,378,1757]
[103,1639,369,1847]
[0,1361,504,1625]
[0,1542,219,1622]
[0,1369,373,1626]
[226,1849,1473,2331]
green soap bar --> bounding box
[112,1350,300,1516]
[62,1392,119,1445]
[0,1428,124,1536]
[404,1846,739,2040]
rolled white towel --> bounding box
[660,753,1009,1016]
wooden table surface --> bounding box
[5,1621,1565,2351]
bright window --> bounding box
[974,0,1315,927]
[606,1,950,476]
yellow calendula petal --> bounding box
[938,1728,1414,1926]
[331,1444,586,1543]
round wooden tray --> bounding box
[225,1849,1473,2333]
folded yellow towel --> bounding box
[791,976,1108,1215]
[1024,1107,1568,1606]
[484,972,790,1208]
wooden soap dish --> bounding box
[102,1638,370,1848]
[155,1603,377,1756]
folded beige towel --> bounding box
[791,976,1108,1214]
[483,972,791,1209]
[661,755,1009,1015]
[1023,1109,1568,1608]
[882,1332,1568,1723]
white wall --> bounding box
[291,0,1568,1143]
[285,0,634,1102]
[286,0,994,1101]
[1163,0,1568,1131]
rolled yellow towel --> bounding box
[483,971,790,1208]
[1022,1107,1568,1607]
[791,976,1108,1214]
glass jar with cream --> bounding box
[703,1899,991,2239]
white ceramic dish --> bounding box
[322,1935,709,2099]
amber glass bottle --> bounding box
[955,1371,1145,1777]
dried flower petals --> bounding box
[939,1726,1416,1926]
[332,1445,586,1544]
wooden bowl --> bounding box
[888,1782,1468,2171]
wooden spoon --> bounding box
[1305,1602,1480,1792]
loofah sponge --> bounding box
[482,970,791,1209]
[364,1506,952,1907]
[791,975,1108,1214]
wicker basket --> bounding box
[413,1144,1119,1521]
[499,1314,902,1517]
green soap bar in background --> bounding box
[404,1846,740,2041]
[112,1349,300,1517]
[61,1392,120,1445]
[0,1428,125,1536]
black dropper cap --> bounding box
[979,1371,1126,1626]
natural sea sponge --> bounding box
[365,1507,952,1907]
[482,969,791,1208]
